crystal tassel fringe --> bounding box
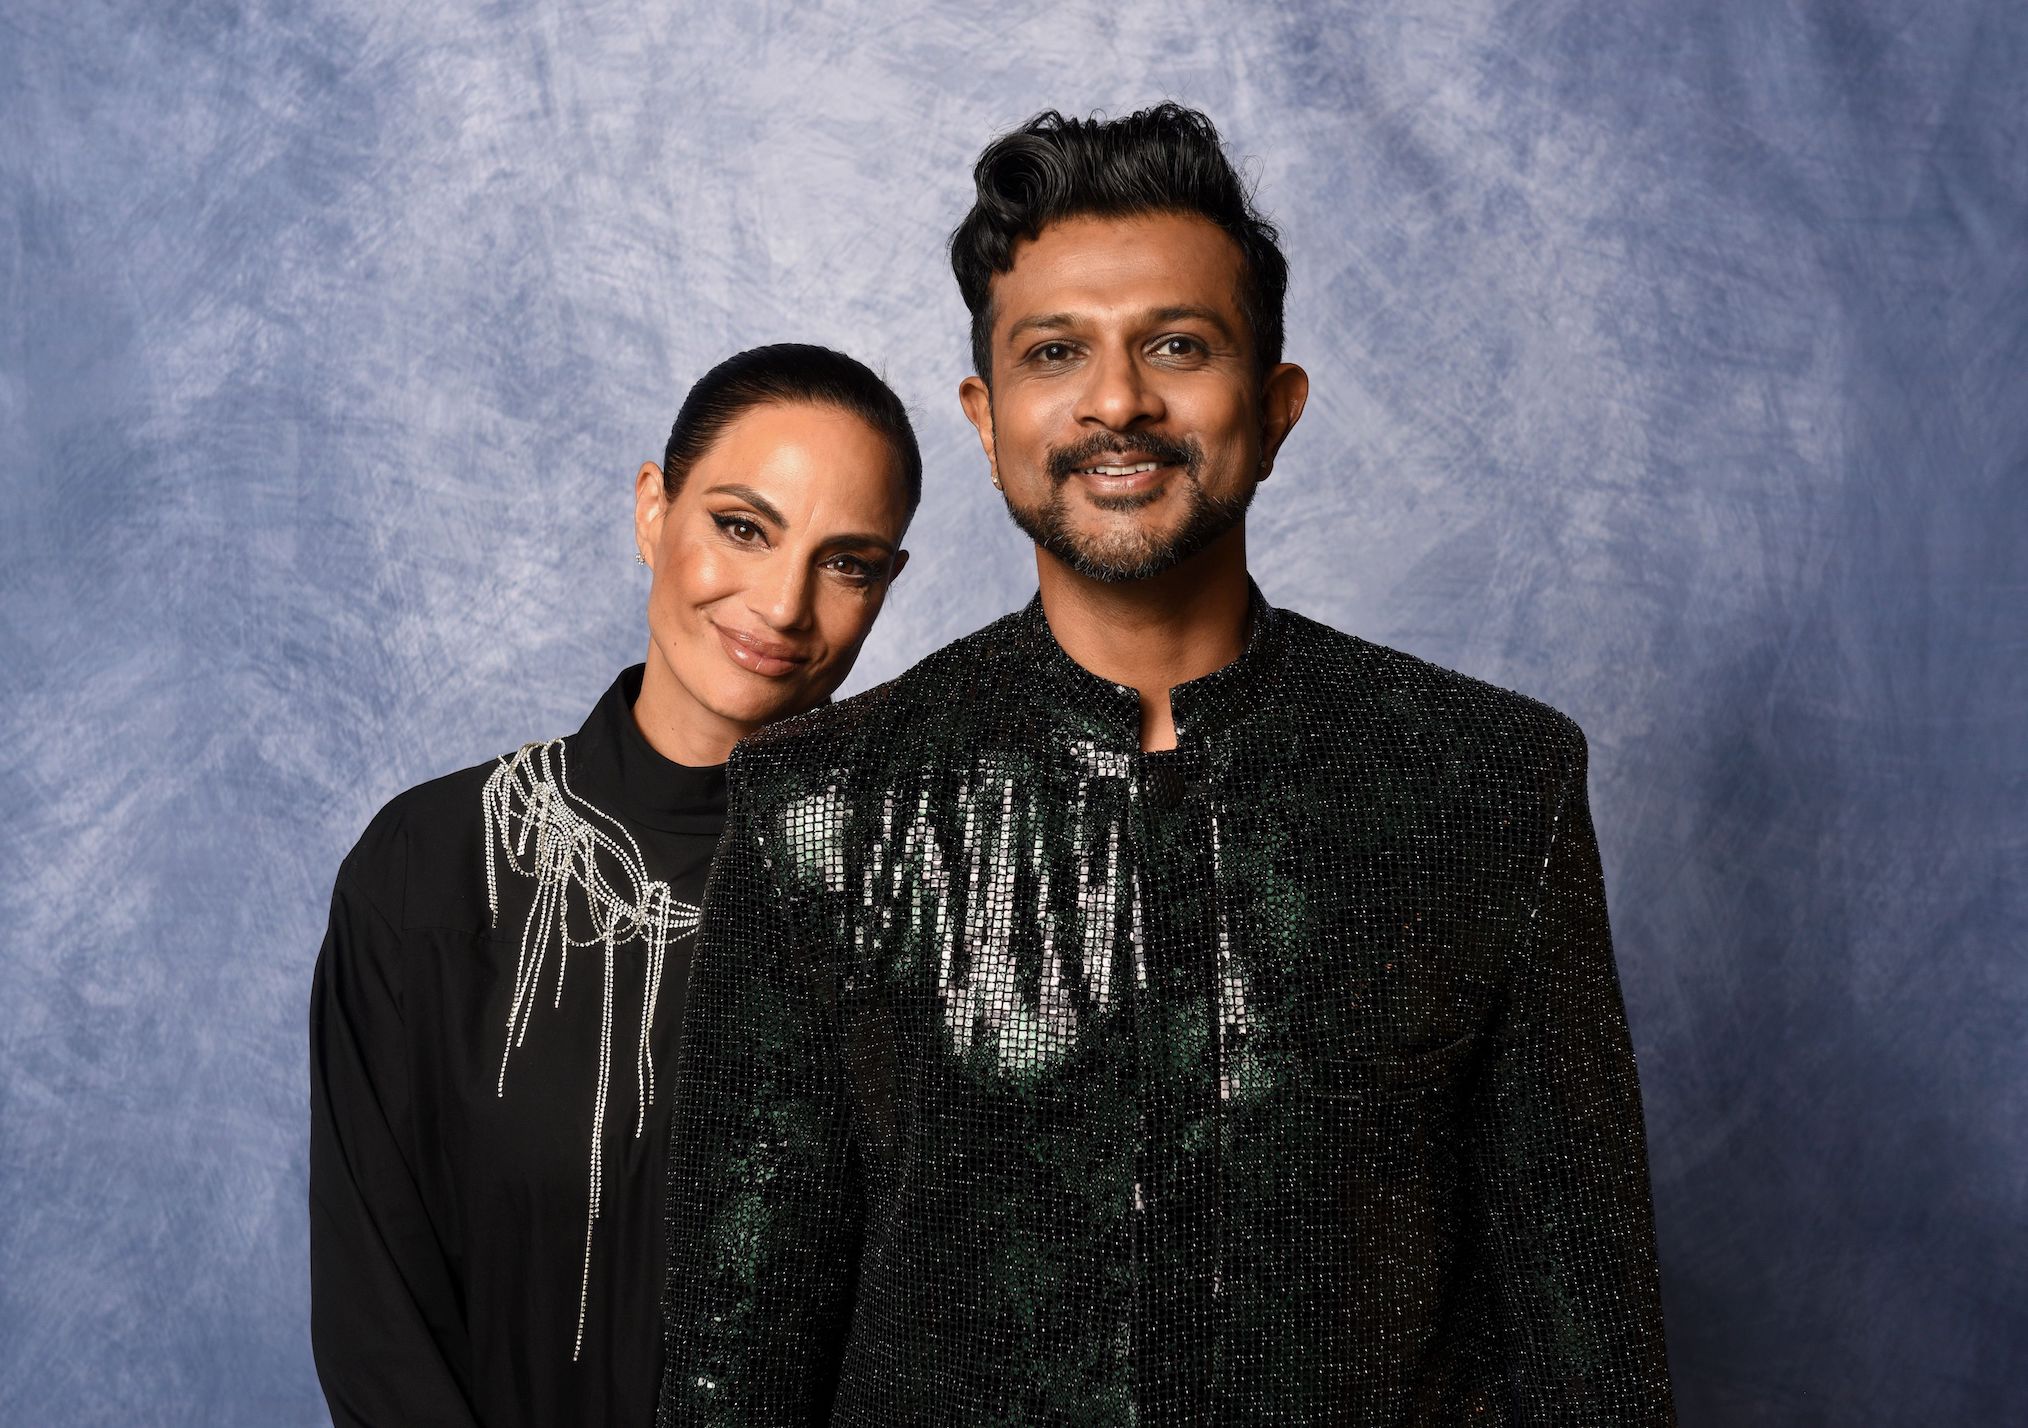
[480,739,699,1360]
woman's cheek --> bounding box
[805,585,855,647]
[670,540,738,605]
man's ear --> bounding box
[958,375,1000,488]
[1257,362,1310,480]
[633,462,666,568]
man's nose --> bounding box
[1074,346,1164,429]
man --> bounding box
[659,104,1675,1426]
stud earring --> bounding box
[635,549,647,565]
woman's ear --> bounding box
[634,462,666,567]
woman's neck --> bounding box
[631,647,750,766]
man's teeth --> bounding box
[1079,462,1162,475]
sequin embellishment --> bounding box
[659,592,1676,1426]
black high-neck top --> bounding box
[312,665,726,1428]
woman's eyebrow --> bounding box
[702,484,789,527]
[704,485,895,555]
[821,532,898,557]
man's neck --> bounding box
[1035,527,1252,752]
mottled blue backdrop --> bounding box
[3,1,2022,1423]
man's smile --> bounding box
[1047,432,1202,494]
[1072,456,1166,476]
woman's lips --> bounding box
[712,622,810,678]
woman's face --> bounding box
[633,401,912,756]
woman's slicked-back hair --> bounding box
[661,343,923,515]
[949,103,1288,382]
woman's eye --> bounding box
[712,514,763,543]
[827,555,879,585]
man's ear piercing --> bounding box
[635,549,648,565]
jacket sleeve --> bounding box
[309,849,481,1428]
[658,772,863,1427]
[1471,724,1676,1424]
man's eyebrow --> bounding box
[1004,312,1079,344]
[702,484,788,527]
[1004,305,1238,346]
[1148,303,1236,337]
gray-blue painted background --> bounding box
[3,1,2022,1423]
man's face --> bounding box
[959,211,1305,583]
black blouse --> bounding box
[312,665,724,1427]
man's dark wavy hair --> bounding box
[950,103,1288,383]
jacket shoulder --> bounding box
[1277,611,1587,773]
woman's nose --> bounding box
[751,555,815,631]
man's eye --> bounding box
[1156,336,1204,358]
[1036,342,1074,363]
[712,514,763,543]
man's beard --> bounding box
[1001,429,1255,583]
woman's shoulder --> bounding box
[335,755,509,935]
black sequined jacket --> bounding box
[659,592,1674,1427]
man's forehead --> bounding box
[991,212,1246,327]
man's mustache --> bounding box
[1045,431,1202,482]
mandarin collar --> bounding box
[567,665,728,835]
[1016,581,1285,753]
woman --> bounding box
[309,345,919,1427]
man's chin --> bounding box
[1081,488,1168,515]
[1039,529,1192,584]
[1006,480,1251,584]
